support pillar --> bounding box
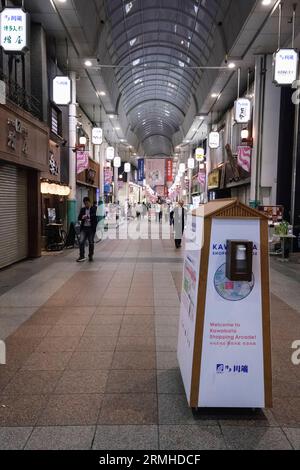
[67,71,77,226]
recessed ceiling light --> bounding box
[228,62,236,69]
[115,127,120,131]
[262,0,271,5]
[84,60,92,67]
[109,115,115,119]
[211,93,219,98]
[99,91,106,96]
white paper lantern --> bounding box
[79,136,87,146]
[106,146,115,160]
[114,156,121,168]
[188,158,195,169]
[124,163,131,173]
[179,163,186,173]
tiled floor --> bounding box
[0,227,300,450]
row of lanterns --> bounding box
[106,146,131,172]
[41,182,71,197]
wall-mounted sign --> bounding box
[53,76,71,106]
[237,146,251,173]
[208,132,220,149]
[273,48,299,86]
[195,147,205,161]
[0,8,29,53]
[234,98,251,124]
[106,146,115,160]
[76,150,89,175]
[49,152,59,176]
[92,127,103,145]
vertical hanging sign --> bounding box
[138,158,145,182]
[0,7,29,53]
[166,159,173,182]
[273,49,299,86]
[53,76,71,106]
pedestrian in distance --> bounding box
[77,197,98,263]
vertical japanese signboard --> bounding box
[137,158,145,182]
[273,49,299,86]
[234,98,251,124]
[0,8,29,53]
[53,76,71,106]
[166,159,173,182]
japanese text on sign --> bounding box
[0,8,28,53]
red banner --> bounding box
[166,159,173,182]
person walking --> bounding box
[77,197,97,262]
[173,201,186,249]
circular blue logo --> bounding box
[214,263,255,301]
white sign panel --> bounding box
[106,146,115,160]
[0,8,28,53]
[208,132,220,149]
[234,98,251,124]
[273,49,299,86]
[53,76,71,106]
[177,211,203,402]
[92,127,103,145]
[198,218,265,408]
[195,147,205,161]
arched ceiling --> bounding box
[104,0,230,156]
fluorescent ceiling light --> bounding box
[84,60,92,67]
[228,62,236,69]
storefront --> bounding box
[76,157,100,213]
[40,140,71,250]
[0,101,49,269]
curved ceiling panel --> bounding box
[104,0,226,156]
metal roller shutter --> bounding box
[0,162,28,269]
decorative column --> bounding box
[67,71,77,226]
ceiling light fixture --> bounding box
[84,60,92,67]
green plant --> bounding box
[275,220,289,236]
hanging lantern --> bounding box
[195,147,205,161]
[208,131,220,149]
[79,136,87,146]
[179,163,186,173]
[241,128,249,140]
[188,158,195,169]
[106,146,115,160]
[114,156,121,168]
[124,162,131,173]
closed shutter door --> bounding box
[0,163,28,269]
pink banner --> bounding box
[145,159,165,188]
[238,146,251,173]
[198,171,206,186]
[76,151,89,175]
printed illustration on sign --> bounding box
[214,263,254,301]
[182,257,198,323]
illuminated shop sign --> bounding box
[0,8,29,53]
[53,76,71,106]
[92,127,103,145]
[208,132,220,149]
[234,98,251,124]
[273,49,299,86]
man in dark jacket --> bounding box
[77,197,98,262]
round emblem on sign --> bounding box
[213,263,254,302]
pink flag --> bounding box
[237,146,251,173]
[76,151,89,174]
